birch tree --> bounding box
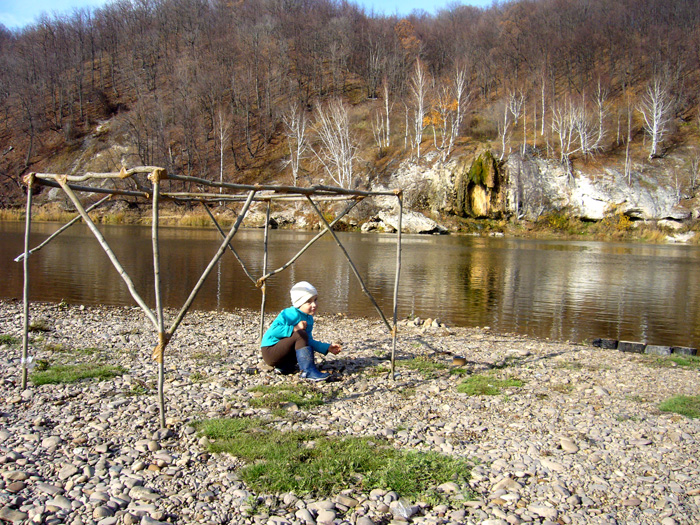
[410,59,429,160]
[497,99,512,161]
[429,67,469,163]
[508,90,524,154]
[592,80,608,152]
[282,101,308,187]
[371,81,391,154]
[551,98,577,174]
[497,90,523,160]
[638,76,674,159]
[311,99,358,189]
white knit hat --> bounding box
[290,281,318,308]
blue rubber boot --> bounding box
[295,346,329,382]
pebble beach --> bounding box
[1,299,699,525]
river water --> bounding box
[2,221,700,348]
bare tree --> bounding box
[508,90,525,154]
[638,76,674,159]
[689,155,700,196]
[443,64,470,160]
[282,101,308,187]
[497,90,522,161]
[497,99,512,161]
[570,100,595,157]
[410,59,429,160]
[591,80,608,152]
[371,81,391,154]
[311,99,358,189]
[550,98,577,174]
[215,106,231,193]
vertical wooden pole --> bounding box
[21,174,34,390]
[390,192,403,380]
[259,200,271,343]
[150,169,167,428]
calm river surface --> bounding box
[2,221,700,348]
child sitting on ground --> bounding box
[260,281,342,381]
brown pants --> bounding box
[261,329,309,373]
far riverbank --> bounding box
[2,201,699,244]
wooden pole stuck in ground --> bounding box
[259,201,271,343]
[21,174,34,390]
[150,168,167,428]
[390,192,403,379]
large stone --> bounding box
[618,341,645,353]
[645,345,672,356]
[0,507,28,523]
[377,210,448,235]
[592,338,618,349]
[671,346,697,356]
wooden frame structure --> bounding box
[17,166,403,427]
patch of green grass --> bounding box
[449,367,470,376]
[0,334,20,346]
[457,374,523,396]
[35,359,51,371]
[659,395,700,419]
[31,364,127,385]
[398,356,449,379]
[196,417,472,501]
[643,355,700,370]
[248,384,326,411]
[668,355,700,369]
[190,371,207,383]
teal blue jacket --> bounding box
[260,306,330,355]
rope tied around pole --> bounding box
[23,172,36,186]
[152,332,170,363]
[119,166,130,179]
[148,168,168,184]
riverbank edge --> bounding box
[1,300,699,524]
[2,203,699,244]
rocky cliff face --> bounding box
[383,150,697,226]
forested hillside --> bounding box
[1,0,699,211]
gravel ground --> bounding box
[1,299,699,525]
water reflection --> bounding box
[2,222,700,348]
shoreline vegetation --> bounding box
[1,300,699,524]
[1,203,699,244]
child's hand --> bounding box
[328,343,342,355]
[294,320,307,331]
